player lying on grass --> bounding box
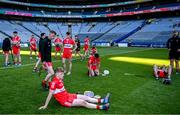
[88,53,100,77]
[39,67,110,110]
[153,64,172,80]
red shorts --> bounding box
[12,47,20,55]
[3,51,9,55]
[91,66,97,70]
[84,45,89,51]
[62,52,72,59]
[30,46,37,51]
[55,47,61,52]
[43,62,53,68]
[38,52,42,59]
[58,93,77,107]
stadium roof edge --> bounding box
[0,0,153,9]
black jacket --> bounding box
[41,37,52,62]
[166,36,179,51]
[2,38,11,51]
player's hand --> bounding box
[39,105,47,110]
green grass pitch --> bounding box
[0,47,180,114]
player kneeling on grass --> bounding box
[39,67,110,110]
[153,65,172,84]
[88,53,100,77]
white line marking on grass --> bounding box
[0,48,153,70]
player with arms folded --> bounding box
[29,34,38,60]
[62,32,77,75]
[54,35,62,59]
[11,31,21,66]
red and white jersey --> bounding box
[63,37,75,53]
[54,37,62,46]
[49,76,68,99]
[29,37,36,47]
[88,55,100,67]
[12,36,21,48]
[84,38,89,46]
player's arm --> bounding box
[39,91,53,110]
[73,43,77,52]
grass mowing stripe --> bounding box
[0,48,152,70]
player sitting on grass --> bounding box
[88,53,100,77]
[39,67,110,110]
[153,64,172,80]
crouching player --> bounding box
[153,64,172,80]
[88,53,100,77]
[39,67,110,110]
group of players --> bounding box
[2,30,110,111]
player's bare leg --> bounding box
[167,65,172,79]
[35,51,38,59]
[42,66,54,89]
[89,69,95,77]
[67,58,72,75]
[14,55,18,66]
[18,54,22,66]
[4,53,9,66]
[72,93,110,110]
[33,58,41,72]
[153,65,159,79]
[62,58,67,73]
[30,50,33,59]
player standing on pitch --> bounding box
[29,34,38,60]
[74,35,83,60]
[41,31,56,89]
[62,32,76,75]
[54,35,62,59]
[33,33,46,72]
[167,31,180,74]
[83,36,90,59]
[2,37,11,67]
[11,31,21,66]
[39,67,110,110]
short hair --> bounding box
[50,30,57,35]
[40,33,46,37]
[66,32,71,35]
[13,31,18,34]
[94,53,99,58]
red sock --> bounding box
[96,105,100,110]
[98,99,101,103]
